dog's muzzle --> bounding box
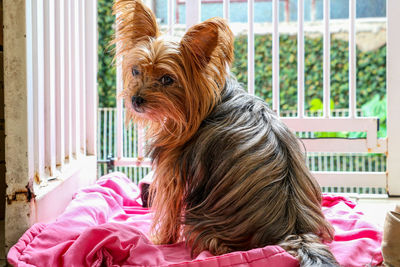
[131,95,145,113]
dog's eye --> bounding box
[160,75,174,86]
[132,67,140,76]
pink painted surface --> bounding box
[8,172,383,267]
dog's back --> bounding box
[179,77,339,266]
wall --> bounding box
[3,0,31,254]
[0,0,5,261]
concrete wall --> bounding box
[0,0,5,262]
[3,0,31,255]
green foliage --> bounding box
[306,95,386,138]
[231,34,386,112]
[98,0,116,108]
[308,98,334,113]
[348,95,387,138]
[308,98,347,138]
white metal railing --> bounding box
[111,0,398,194]
[98,108,386,192]
[387,0,400,195]
[297,0,304,118]
[323,0,330,118]
[26,0,97,185]
[4,0,98,250]
[272,0,278,113]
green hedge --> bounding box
[98,0,117,108]
[98,2,386,111]
[231,34,386,111]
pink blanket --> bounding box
[8,172,383,267]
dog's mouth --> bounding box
[133,105,145,113]
[131,95,146,113]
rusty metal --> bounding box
[6,184,33,204]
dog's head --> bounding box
[113,0,234,143]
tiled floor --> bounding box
[355,197,400,228]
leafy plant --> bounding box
[348,95,387,138]
[308,98,347,138]
[98,0,116,108]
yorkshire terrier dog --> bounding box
[113,0,338,266]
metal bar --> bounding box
[317,153,322,171]
[186,0,201,29]
[79,0,87,155]
[134,164,138,184]
[97,109,101,160]
[114,109,117,157]
[55,0,65,168]
[167,0,174,32]
[323,0,330,118]
[116,71,123,158]
[247,0,255,95]
[349,0,356,118]
[108,109,112,157]
[103,109,107,160]
[387,0,400,195]
[223,0,229,20]
[299,138,387,154]
[297,0,304,118]
[311,154,315,171]
[85,0,97,156]
[368,154,372,172]
[134,123,137,157]
[71,0,81,156]
[116,18,123,159]
[336,154,341,171]
[128,121,132,158]
[112,157,152,167]
[360,155,365,172]
[65,0,72,162]
[349,154,353,171]
[123,115,127,158]
[272,0,280,114]
[44,0,56,176]
[313,171,386,188]
[26,0,35,179]
[138,126,145,159]
[33,0,45,176]
[282,117,378,132]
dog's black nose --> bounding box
[132,96,145,107]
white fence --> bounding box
[97,108,386,194]
[110,0,400,195]
[25,0,97,183]
[4,0,98,252]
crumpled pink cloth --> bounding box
[8,172,383,267]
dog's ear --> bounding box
[180,18,234,70]
[113,0,159,55]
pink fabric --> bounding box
[8,172,383,267]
